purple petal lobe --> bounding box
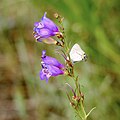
[42,50,46,58]
[42,56,64,69]
[34,22,44,28]
[41,12,59,32]
[39,66,52,82]
[34,28,53,38]
[47,65,64,76]
[40,70,46,80]
[34,22,39,27]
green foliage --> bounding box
[0,0,120,120]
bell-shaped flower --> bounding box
[40,50,64,82]
[33,12,60,43]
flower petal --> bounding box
[34,22,44,28]
[44,56,64,68]
[39,70,46,80]
[41,12,59,32]
[39,68,52,83]
[41,51,64,69]
[47,65,64,76]
[42,50,46,58]
[34,28,54,39]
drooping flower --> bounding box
[40,50,64,82]
[33,12,60,43]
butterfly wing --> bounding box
[70,44,87,63]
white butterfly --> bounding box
[69,43,87,63]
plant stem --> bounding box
[77,100,87,120]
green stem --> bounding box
[77,100,87,120]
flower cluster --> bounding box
[33,12,87,82]
[33,12,94,120]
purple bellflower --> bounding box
[40,50,64,83]
[33,12,60,43]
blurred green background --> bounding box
[0,0,120,120]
